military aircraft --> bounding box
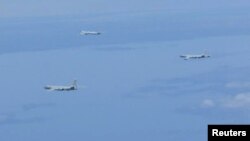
[80,30,101,35]
[44,80,77,91]
[180,53,210,60]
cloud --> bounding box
[0,114,11,123]
[93,46,135,51]
[22,103,56,111]
[178,94,250,119]
[223,93,250,108]
[0,102,55,126]
[226,82,250,88]
[0,114,44,125]
[201,99,215,108]
[200,93,250,109]
[130,73,226,98]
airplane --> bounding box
[180,53,210,60]
[80,30,101,35]
[44,80,77,91]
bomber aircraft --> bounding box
[180,53,210,60]
[80,30,101,35]
[44,80,77,91]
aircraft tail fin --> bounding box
[72,80,77,89]
[204,50,208,55]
